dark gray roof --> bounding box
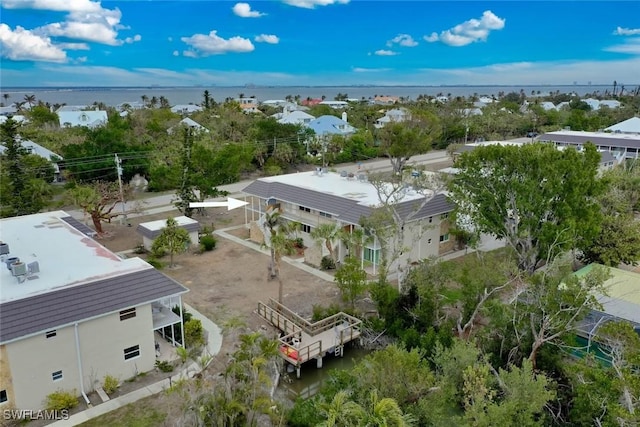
[61,216,97,237]
[599,151,616,164]
[136,222,201,239]
[243,180,454,225]
[0,268,188,343]
[538,132,640,150]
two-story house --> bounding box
[242,170,454,275]
[0,211,188,411]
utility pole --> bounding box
[114,153,127,225]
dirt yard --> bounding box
[97,207,342,332]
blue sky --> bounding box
[1,0,639,87]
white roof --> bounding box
[137,216,198,232]
[546,129,640,141]
[0,139,63,173]
[0,211,150,303]
[261,170,427,208]
[277,110,315,125]
[58,110,108,128]
[605,117,640,134]
[0,115,27,124]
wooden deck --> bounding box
[256,299,362,368]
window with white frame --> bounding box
[299,206,311,213]
[0,390,7,403]
[319,211,332,218]
[439,233,449,243]
[301,224,312,233]
[428,238,432,244]
[364,247,380,264]
[124,345,140,360]
[428,216,433,223]
[441,213,449,219]
[119,307,136,321]
[45,330,57,339]
[52,370,63,381]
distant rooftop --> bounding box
[0,211,151,303]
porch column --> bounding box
[178,299,185,348]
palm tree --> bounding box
[262,210,299,303]
[23,94,36,109]
[364,389,415,426]
[2,93,10,106]
[159,96,170,109]
[317,391,366,427]
[339,227,370,260]
[311,223,340,260]
[141,94,149,107]
[149,96,158,108]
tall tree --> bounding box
[23,94,36,109]
[174,128,197,217]
[0,118,53,217]
[334,256,368,309]
[377,121,433,174]
[449,142,603,273]
[151,217,191,268]
[66,181,130,234]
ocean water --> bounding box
[1,85,615,107]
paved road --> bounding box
[68,150,451,220]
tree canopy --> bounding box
[449,142,603,273]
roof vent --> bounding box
[5,257,19,270]
[357,174,367,182]
[11,262,27,277]
[0,242,9,256]
[340,170,348,178]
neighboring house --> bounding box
[574,264,640,361]
[58,110,108,128]
[462,108,483,117]
[275,110,315,126]
[235,97,260,113]
[0,115,28,125]
[0,139,63,181]
[305,115,356,137]
[556,101,570,110]
[0,106,18,116]
[605,117,640,134]
[597,150,623,172]
[261,100,288,108]
[168,117,209,135]
[117,101,146,111]
[540,101,557,111]
[0,211,188,411]
[170,104,203,115]
[373,96,399,105]
[583,98,621,111]
[136,216,201,251]
[538,130,640,159]
[374,108,411,129]
[242,170,454,275]
[56,105,88,112]
[301,98,322,107]
[319,100,348,109]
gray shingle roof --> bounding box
[538,132,640,150]
[243,180,454,225]
[0,268,188,344]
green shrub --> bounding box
[45,389,78,411]
[132,244,147,255]
[155,360,174,373]
[184,318,205,349]
[292,237,304,249]
[151,246,167,258]
[200,235,217,251]
[320,255,336,270]
[102,375,119,395]
[147,258,164,269]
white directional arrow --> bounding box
[189,197,248,211]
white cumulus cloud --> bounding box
[387,34,418,47]
[374,49,398,56]
[255,34,279,44]
[125,34,142,44]
[605,37,640,55]
[1,0,104,13]
[181,31,255,56]
[233,3,265,17]
[614,26,640,36]
[0,23,67,62]
[424,10,505,47]
[282,0,349,9]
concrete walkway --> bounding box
[48,304,223,427]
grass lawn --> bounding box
[78,395,168,427]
